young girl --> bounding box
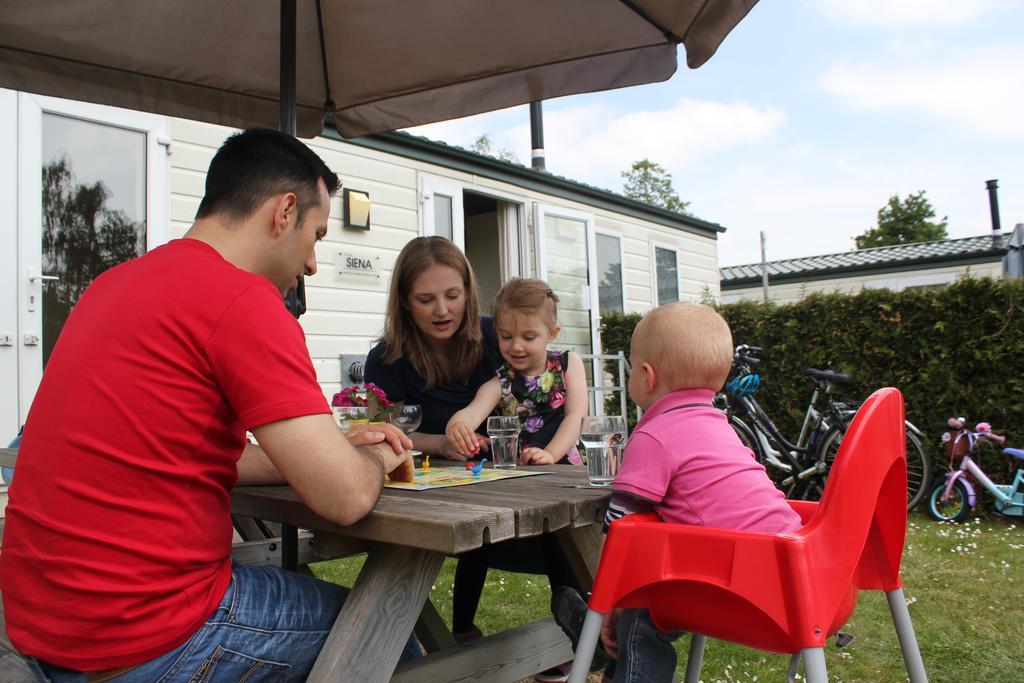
[446,277,587,465]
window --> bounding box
[432,194,453,241]
[655,246,679,304]
[595,233,623,313]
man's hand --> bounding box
[346,423,411,477]
[600,608,621,660]
[346,422,411,454]
[520,446,556,465]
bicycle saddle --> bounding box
[1004,448,1024,462]
[804,368,854,385]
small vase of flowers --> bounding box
[331,383,392,430]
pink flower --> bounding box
[549,390,565,410]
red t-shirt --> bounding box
[0,239,330,670]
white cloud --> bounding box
[820,44,1024,137]
[412,98,786,192]
[808,0,1023,28]
[704,148,1024,266]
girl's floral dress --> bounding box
[497,350,583,465]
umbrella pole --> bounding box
[280,0,301,573]
[280,0,307,324]
[280,0,297,137]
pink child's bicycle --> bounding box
[927,417,1024,523]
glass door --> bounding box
[11,92,168,429]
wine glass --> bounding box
[394,404,423,435]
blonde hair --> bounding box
[381,237,482,389]
[493,278,559,330]
[631,302,733,391]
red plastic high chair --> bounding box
[567,388,928,683]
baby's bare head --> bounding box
[631,302,733,392]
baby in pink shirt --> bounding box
[556,302,800,683]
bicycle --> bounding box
[927,418,1024,522]
[722,345,932,509]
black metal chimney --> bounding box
[986,179,1002,234]
[530,101,546,172]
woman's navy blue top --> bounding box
[365,317,502,435]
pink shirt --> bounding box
[614,388,801,533]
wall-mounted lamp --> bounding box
[343,188,370,230]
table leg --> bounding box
[415,598,458,653]
[555,524,602,593]
[281,523,298,571]
[307,543,445,683]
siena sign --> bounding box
[334,250,382,281]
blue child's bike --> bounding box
[927,417,1024,522]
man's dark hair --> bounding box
[196,128,340,224]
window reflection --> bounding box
[596,234,623,314]
[41,114,147,366]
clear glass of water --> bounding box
[580,415,627,486]
[487,416,520,469]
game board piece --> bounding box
[422,455,430,473]
[470,459,487,477]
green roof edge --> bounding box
[320,123,725,240]
[721,250,1005,290]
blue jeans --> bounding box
[614,608,682,683]
[28,563,420,682]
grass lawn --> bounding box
[311,512,1022,682]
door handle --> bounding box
[27,268,59,283]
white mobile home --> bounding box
[1,91,727,484]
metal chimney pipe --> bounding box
[986,179,1002,234]
[760,231,769,303]
[530,101,546,172]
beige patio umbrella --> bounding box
[0,0,759,139]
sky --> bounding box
[407,0,1024,267]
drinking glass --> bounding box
[487,415,521,469]
[580,415,627,486]
[333,405,369,431]
[393,404,423,435]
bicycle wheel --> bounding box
[927,479,972,523]
[817,423,931,510]
[729,415,761,460]
[731,415,798,496]
[905,431,931,510]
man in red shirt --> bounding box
[1,129,415,681]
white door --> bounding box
[420,174,465,249]
[2,91,169,437]
[536,203,600,387]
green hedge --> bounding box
[599,276,1024,488]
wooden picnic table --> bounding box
[0,448,611,682]
[233,461,611,682]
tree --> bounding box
[41,156,145,364]
[469,134,518,163]
[620,159,689,214]
[855,190,949,249]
